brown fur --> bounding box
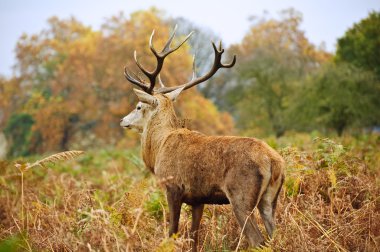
[138,94,285,251]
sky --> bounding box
[1,0,379,77]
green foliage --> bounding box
[1,7,380,252]
[230,53,298,137]
[284,176,301,197]
[156,237,176,252]
[208,10,380,138]
[336,11,380,78]
[144,189,166,220]
[224,9,329,137]
[0,234,26,252]
[294,63,380,135]
[0,135,379,251]
[4,113,34,157]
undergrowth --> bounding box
[0,135,379,251]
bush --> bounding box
[4,113,34,157]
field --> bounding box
[0,133,379,251]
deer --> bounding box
[120,26,285,251]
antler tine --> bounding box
[156,40,236,94]
[218,40,222,51]
[211,41,236,68]
[161,24,178,53]
[149,29,159,57]
[124,67,149,92]
[191,55,197,80]
[149,25,194,58]
[127,27,194,94]
[134,50,152,78]
[158,74,165,88]
[165,31,194,56]
[126,26,224,94]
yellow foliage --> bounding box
[177,91,234,135]
[6,8,235,153]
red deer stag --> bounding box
[120,26,285,251]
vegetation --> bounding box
[1,8,380,150]
[336,11,380,78]
[0,135,379,251]
[225,9,329,137]
[0,7,379,252]
[294,63,380,135]
[4,113,34,157]
[1,8,233,155]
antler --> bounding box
[124,25,193,94]
[156,41,236,94]
[124,26,236,94]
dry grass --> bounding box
[0,135,379,251]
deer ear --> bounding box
[165,86,185,102]
[133,89,158,106]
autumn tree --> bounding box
[101,8,234,136]
[15,17,102,152]
[0,77,25,128]
[6,8,233,154]
[0,77,32,156]
[225,9,330,137]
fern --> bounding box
[14,150,84,230]
[15,150,84,172]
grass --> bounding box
[0,134,379,251]
[14,151,84,231]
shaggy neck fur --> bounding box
[141,95,178,173]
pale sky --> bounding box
[1,0,379,77]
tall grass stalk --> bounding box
[14,151,84,230]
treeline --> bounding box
[0,8,379,156]
[0,8,234,156]
[205,9,380,137]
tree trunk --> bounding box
[336,122,346,136]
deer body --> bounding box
[153,128,283,205]
[120,26,285,251]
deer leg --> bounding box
[166,185,183,236]
[190,204,204,252]
[258,175,284,238]
[225,166,270,248]
[257,199,275,238]
[231,204,264,247]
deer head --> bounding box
[120,25,236,132]
[120,88,183,132]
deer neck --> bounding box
[141,105,178,173]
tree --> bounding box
[225,9,330,137]
[0,77,25,129]
[336,11,380,78]
[171,17,221,82]
[100,8,234,136]
[4,113,34,157]
[170,17,240,113]
[6,8,234,154]
[295,63,380,135]
[15,17,103,152]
